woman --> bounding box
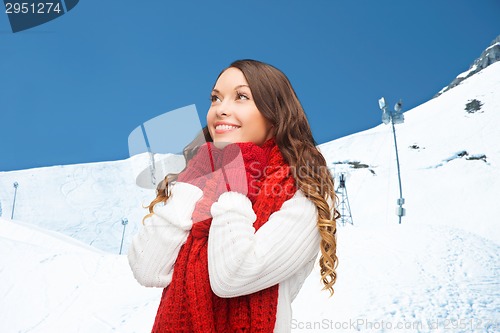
[128,59,339,333]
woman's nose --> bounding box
[215,103,230,117]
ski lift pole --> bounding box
[378,97,406,224]
[391,118,405,224]
[119,218,128,255]
[141,123,157,187]
[11,182,19,220]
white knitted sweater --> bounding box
[128,182,320,333]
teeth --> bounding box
[216,124,239,130]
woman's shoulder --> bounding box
[284,189,316,210]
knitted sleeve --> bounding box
[207,190,320,297]
[127,182,203,288]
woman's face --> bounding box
[207,67,274,147]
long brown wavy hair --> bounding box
[146,59,339,295]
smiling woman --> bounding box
[207,67,274,147]
[128,59,339,333]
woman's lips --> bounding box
[214,124,240,134]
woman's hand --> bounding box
[185,141,269,224]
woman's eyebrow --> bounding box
[212,85,250,94]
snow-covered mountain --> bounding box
[436,34,500,97]
[321,61,500,245]
[1,48,499,332]
[0,153,177,254]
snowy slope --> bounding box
[0,217,162,332]
[1,61,499,332]
[0,153,179,254]
[305,61,500,332]
[293,224,499,332]
[320,61,500,244]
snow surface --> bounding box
[456,64,478,79]
[1,63,500,332]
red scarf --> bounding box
[152,140,296,333]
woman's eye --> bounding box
[237,93,249,100]
[210,95,221,102]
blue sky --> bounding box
[1,0,499,171]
